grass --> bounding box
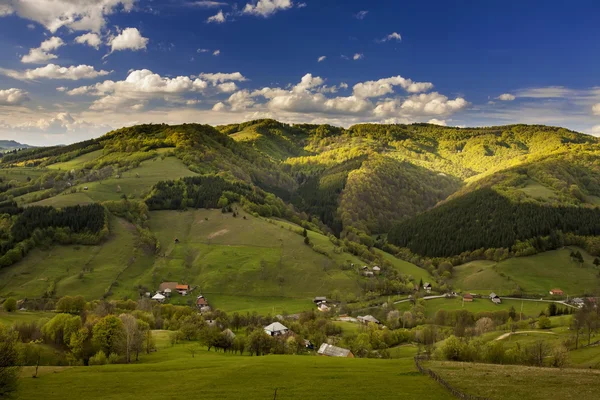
[0,310,56,326]
[0,216,148,300]
[141,209,363,311]
[27,192,95,208]
[375,249,433,282]
[519,180,558,201]
[569,345,600,368]
[15,334,449,400]
[451,247,600,296]
[414,297,550,318]
[46,150,105,170]
[0,167,46,183]
[425,360,600,400]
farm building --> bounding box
[572,298,585,307]
[357,315,380,324]
[313,296,327,304]
[423,282,432,293]
[318,303,330,312]
[176,284,189,295]
[463,293,474,302]
[363,271,374,277]
[164,288,172,297]
[318,343,354,358]
[549,288,564,296]
[196,296,208,308]
[489,293,501,304]
[264,322,289,336]
[159,282,178,292]
[373,266,381,274]
[152,293,166,303]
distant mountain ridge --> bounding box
[0,140,35,152]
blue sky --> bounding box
[0,0,600,145]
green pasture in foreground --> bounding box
[15,330,449,400]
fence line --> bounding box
[414,356,490,400]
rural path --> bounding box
[393,295,448,304]
[494,331,557,341]
[502,297,577,309]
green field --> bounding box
[15,330,449,400]
[375,249,433,282]
[397,297,552,318]
[46,150,106,170]
[425,361,600,400]
[0,216,151,300]
[0,167,46,183]
[519,180,558,201]
[0,310,56,325]
[451,247,600,296]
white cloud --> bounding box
[353,53,364,61]
[516,86,575,99]
[355,10,368,20]
[108,28,148,52]
[67,69,211,110]
[21,37,64,64]
[0,0,136,33]
[199,72,247,84]
[374,92,468,117]
[1,64,111,81]
[0,88,30,106]
[378,32,401,42]
[56,86,68,92]
[243,0,293,17]
[212,101,227,111]
[318,56,326,62]
[207,10,226,23]
[188,1,228,7]
[497,93,516,101]
[186,99,201,105]
[352,76,433,98]
[213,49,221,56]
[593,103,600,115]
[591,125,600,136]
[427,118,446,126]
[197,48,210,53]
[217,82,238,93]
[75,33,102,49]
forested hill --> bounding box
[0,140,34,152]
[2,120,600,253]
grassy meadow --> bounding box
[451,247,600,296]
[425,361,600,400]
[14,330,449,400]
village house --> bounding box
[572,298,585,308]
[423,282,432,293]
[196,296,208,308]
[264,322,289,336]
[363,271,374,277]
[164,288,172,297]
[313,296,327,304]
[176,284,189,295]
[159,282,178,293]
[463,293,474,302]
[489,292,501,304]
[373,266,381,275]
[152,293,166,303]
[549,288,564,296]
[357,315,380,324]
[318,343,354,358]
[318,303,330,312]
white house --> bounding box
[423,282,432,293]
[357,315,380,324]
[264,322,289,336]
[152,293,166,303]
[373,266,381,274]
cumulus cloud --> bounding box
[0,88,30,106]
[217,82,238,93]
[378,32,401,43]
[497,93,516,101]
[0,64,111,81]
[593,103,600,115]
[21,37,64,63]
[212,101,227,111]
[243,0,293,17]
[0,0,136,33]
[213,49,221,56]
[353,53,364,61]
[355,10,368,19]
[374,92,468,118]
[199,72,247,84]
[427,118,446,126]
[591,125,600,136]
[318,56,326,62]
[207,10,226,23]
[352,76,434,98]
[75,33,102,49]
[108,28,148,52]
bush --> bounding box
[537,316,552,329]
[107,353,120,364]
[88,351,107,366]
[3,297,17,312]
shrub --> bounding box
[3,297,17,312]
[88,351,107,366]
[537,316,552,329]
[107,353,120,364]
